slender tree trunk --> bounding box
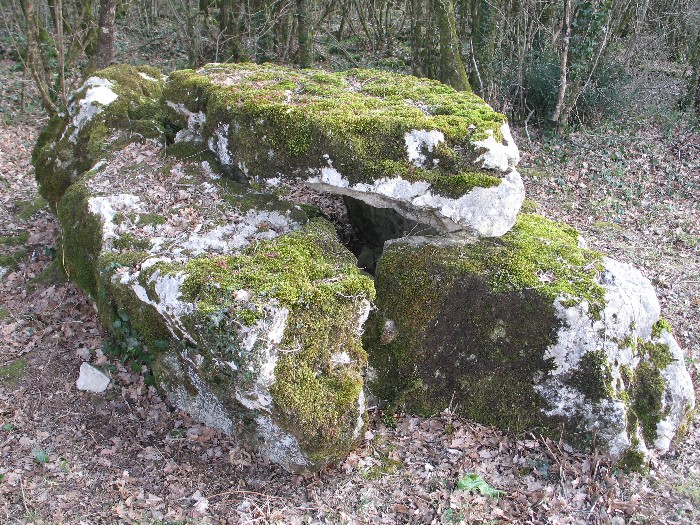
[93,0,117,70]
[296,0,313,67]
[551,0,572,130]
[695,73,700,122]
[693,35,700,121]
[53,0,66,102]
[219,0,245,62]
[19,0,57,116]
[433,0,471,91]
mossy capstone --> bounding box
[162,63,524,236]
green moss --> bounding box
[631,362,667,443]
[640,339,674,369]
[521,198,538,214]
[93,250,173,372]
[626,336,675,445]
[175,219,374,461]
[0,251,25,270]
[446,214,605,317]
[56,179,102,296]
[652,318,672,338]
[567,349,614,402]
[26,258,67,291]
[181,219,373,315]
[419,170,502,198]
[17,197,48,220]
[33,65,164,210]
[366,214,608,440]
[0,357,27,385]
[133,213,167,226]
[271,356,364,462]
[113,232,151,251]
[619,438,649,473]
[162,63,508,197]
[366,242,562,433]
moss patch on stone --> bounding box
[566,349,614,402]
[365,214,607,438]
[175,219,374,461]
[56,178,103,297]
[365,247,560,433]
[181,219,373,316]
[162,63,508,198]
[33,65,164,210]
[626,337,674,444]
[619,437,649,473]
[651,318,672,338]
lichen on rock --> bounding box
[162,63,524,236]
[33,64,164,210]
[365,214,695,462]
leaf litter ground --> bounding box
[1,60,699,524]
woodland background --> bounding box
[1,0,700,131]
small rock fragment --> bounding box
[76,362,110,393]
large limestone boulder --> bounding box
[34,67,374,473]
[365,214,695,465]
[162,63,523,236]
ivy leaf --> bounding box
[456,473,504,498]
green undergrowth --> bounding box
[27,258,67,291]
[0,250,26,270]
[16,197,48,220]
[0,357,27,385]
[0,231,29,246]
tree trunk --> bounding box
[93,0,117,70]
[693,35,700,121]
[297,0,313,67]
[19,0,57,116]
[433,0,471,91]
[219,0,245,62]
[551,0,572,131]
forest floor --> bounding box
[0,56,699,525]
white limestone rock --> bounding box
[76,362,110,393]
[163,64,525,238]
[537,257,695,458]
[51,139,373,474]
[306,163,525,237]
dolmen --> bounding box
[33,63,694,473]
